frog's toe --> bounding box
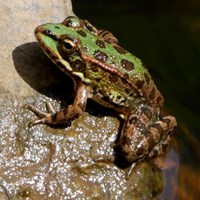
[28,112,55,127]
[162,116,177,132]
[27,104,50,118]
[27,102,56,116]
[45,102,56,113]
[125,162,137,179]
[26,104,55,126]
[28,118,46,127]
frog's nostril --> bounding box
[45,29,52,36]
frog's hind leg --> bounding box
[27,84,88,126]
[124,117,175,179]
[147,117,175,159]
[120,104,177,163]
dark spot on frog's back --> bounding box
[95,39,105,48]
[77,30,87,37]
[109,74,118,83]
[136,80,144,89]
[113,45,127,54]
[125,87,131,94]
[121,59,134,71]
[93,50,108,63]
[55,26,60,29]
[123,73,129,80]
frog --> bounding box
[28,16,177,163]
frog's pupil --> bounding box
[64,42,73,50]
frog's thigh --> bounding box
[145,116,176,157]
[120,115,176,162]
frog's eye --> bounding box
[60,39,78,55]
[63,16,81,28]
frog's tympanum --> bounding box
[28,16,177,163]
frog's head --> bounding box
[34,16,92,81]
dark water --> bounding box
[72,0,200,199]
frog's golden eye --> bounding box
[61,39,78,55]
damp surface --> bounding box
[0,96,164,199]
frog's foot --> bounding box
[120,115,177,163]
[27,102,57,126]
[27,84,88,127]
[27,102,83,127]
[25,103,52,127]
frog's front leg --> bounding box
[27,84,88,126]
[120,104,177,163]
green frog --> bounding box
[28,16,177,163]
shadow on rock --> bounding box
[12,42,74,102]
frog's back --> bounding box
[73,27,164,108]
[54,19,164,108]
